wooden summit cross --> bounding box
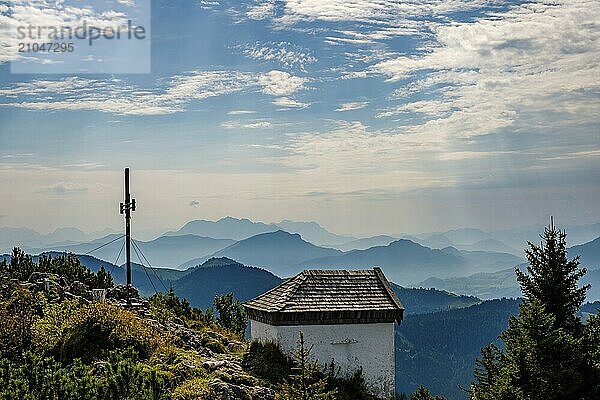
[119,167,136,292]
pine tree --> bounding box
[276,332,337,400]
[410,385,446,400]
[213,293,247,336]
[470,222,599,399]
[515,219,589,330]
[95,266,114,289]
[7,247,36,281]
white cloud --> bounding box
[371,0,600,139]
[0,68,311,115]
[237,41,317,70]
[221,120,273,129]
[247,1,276,20]
[335,102,369,112]
[259,70,308,96]
[227,110,257,115]
[0,70,259,115]
[275,0,497,26]
[272,97,310,110]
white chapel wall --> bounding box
[249,320,396,399]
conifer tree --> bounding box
[214,293,247,336]
[410,385,446,400]
[515,219,589,330]
[470,222,599,399]
[276,332,337,400]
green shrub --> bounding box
[242,341,294,384]
[0,287,46,361]
[32,299,80,354]
[325,365,377,400]
[149,289,214,328]
[0,349,169,400]
[172,376,211,400]
[57,303,164,363]
[202,336,227,354]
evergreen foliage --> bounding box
[148,288,214,328]
[0,287,46,361]
[242,340,295,383]
[410,385,446,400]
[516,221,589,330]
[0,349,169,400]
[324,365,377,400]
[0,247,113,289]
[214,292,247,336]
[470,223,600,399]
[276,332,338,400]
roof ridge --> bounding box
[279,272,310,312]
[373,267,404,312]
[302,268,374,274]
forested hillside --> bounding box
[396,298,521,399]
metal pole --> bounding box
[125,168,132,288]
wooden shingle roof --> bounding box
[244,267,404,325]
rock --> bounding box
[106,284,139,300]
[227,341,246,353]
[42,278,65,296]
[207,379,275,400]
[28,272,59,283]
[203,360,228,372]
[252,386,276,400]
[59,276,70,288]
[207,379,253,400]
[70,280,90,297]
[203,331,229,345]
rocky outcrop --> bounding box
[208,379,276,400]
[164,321,276,399]
[8,274,276,399]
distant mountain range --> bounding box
[168,217,277,240]
[0,226,116,253]
[1,250,487,314]
[403,224,600,257]
[274,220,355,246]
[25,234,234,269]
[570,236,600,269]
[419,266,600,302]
[4,218,597,286]
[335,235,398,251]
[299,240,522,284]
[176,231,522,282]
[22,226,525,283]
[190,230,343,276]
[416,236,600,301]
[406,231,521,256]
[166,216,356,246]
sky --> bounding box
[0,0,599,237]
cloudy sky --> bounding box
[0,0,599,236]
